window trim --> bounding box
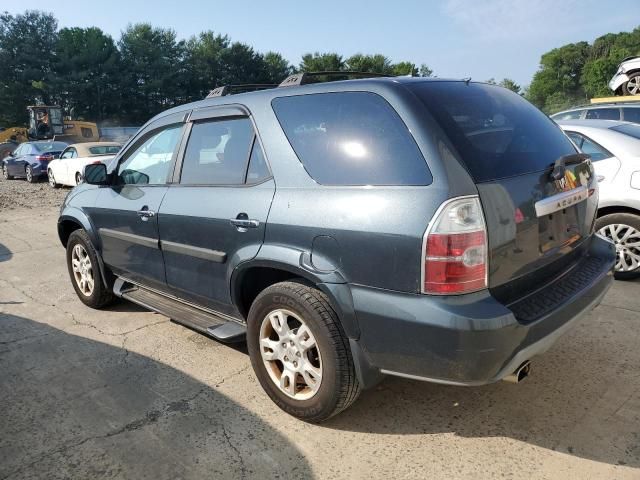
[172,112,273,188]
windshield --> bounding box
[409,82,578,182]
[33,141,68,152]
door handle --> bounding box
[137,207,156,221]
[230,213,259,230]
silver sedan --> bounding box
[558,119,640,278]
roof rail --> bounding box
[205,84,279,98]
[278,71,393,88]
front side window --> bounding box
[586,108,620,120]
[118,124,182,185]
[61,148,76,159]
[566,132,613,161]
[272,92,431,186]
[180,118,254,185]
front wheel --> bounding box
[25,165,35,183]
[48,169,60,188]
[622,72,640,96]
[66,229,115,308]
[246,281,361,422]
[2,164,13,180]
[596,213,640,279]
[75,172,83,185]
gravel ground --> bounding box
[0,175,69,211]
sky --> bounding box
[9,0,640,87]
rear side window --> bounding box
[180,118,254,185]
[409,82,578,182]
[622,108,640,123]
[586,108,620,120]
[565,132,613,161]
[89,145,121,155]
[611,123,640,140]
[552,110,584,120]
[272,92,431,186]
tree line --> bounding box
[0,10,437,127]
[528,27,640,113]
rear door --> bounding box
[409,82,598,303]
[88,113,186,291]
[158,106,275,316]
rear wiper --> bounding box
[550,153,590,181]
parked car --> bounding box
[550,103,640,123]
[609,56,640,95]
[2,141,68,183]
[558,119,640,278]
[58,77,615,422]
[47,142,121,188]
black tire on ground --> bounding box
[48,169,60,189]
[246,281,361,423]
[622,71,640,96]
[25,165,36,183]
[595,212,640,280]
[2,164,13,180]
[75,172,82,185]
[66,229,115,308]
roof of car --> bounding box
[556,119,629,129]
[66,142,121,156]
[552,103,640,115]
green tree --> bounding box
[299,52,344,72]
[118,23,186,123]
[263,51,293,83]
[345,53,394,73]
[184,31,230,100]
[499,78,521,94]
[0,10,58,126]
[51,27,120,122]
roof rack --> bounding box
[205,84,279,98]
[278,71,393,88]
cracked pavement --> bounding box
[1,207,639,479]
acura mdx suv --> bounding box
[58,75,616,422]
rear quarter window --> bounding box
[271,92,431,186]
[409,82,578,182]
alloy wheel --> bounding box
[2,165,7,179]
[26,167,32,183]
[71,244,94,296]
[75,172,82,185]
[599,223,640,272]
[259,308,323,400]
[48,170,56,187]
[626,77,640,95]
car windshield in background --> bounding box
[89,145,121,155]
[409,82,578,182]
[611,123,640,140]
[33,141,68,152]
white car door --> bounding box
[56,147,77,185]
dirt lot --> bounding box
[0,185,639,479]
[0,175,69,211]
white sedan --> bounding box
[47,142,121,187]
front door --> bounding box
[6,144,27,177]
[158,112,275,316]
[88,117,185,291]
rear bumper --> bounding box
[350,235,616,387]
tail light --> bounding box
[91,160,103,164]
[35,154,53,161]
[422,196,488,295]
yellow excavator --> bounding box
[0,105,100,158]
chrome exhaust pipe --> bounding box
[503,361,531,384]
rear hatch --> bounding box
[409,81,598,304]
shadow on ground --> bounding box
[0,313,311,479]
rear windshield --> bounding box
[89,145,121,155]
[33,141,67,152]
[611,123,640,140]
[409,82,577,182]
[272,92,432,186]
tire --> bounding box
[66,229,115,308]
[48,169,60,188]
[25,165,35,183]
[75,172,83,185]
[596,212,640,280]
[622,72,640,96]
[2,164,13,180]
[246,281,361,422]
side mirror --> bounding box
[83,163,108,185]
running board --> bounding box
[114,278,246,343]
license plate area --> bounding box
[538,204,583,254]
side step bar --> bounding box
[113,278,246,343]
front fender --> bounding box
[58,206,99,248]
[609,72,630,92]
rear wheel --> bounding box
[75,172,83,185]
[2,164,13,180]
[246,281,361,422]
[48,169,60,188]
[25,165,35,183]
[622,72,640,96]
[596,213,640,279]
[66,229,115,308]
